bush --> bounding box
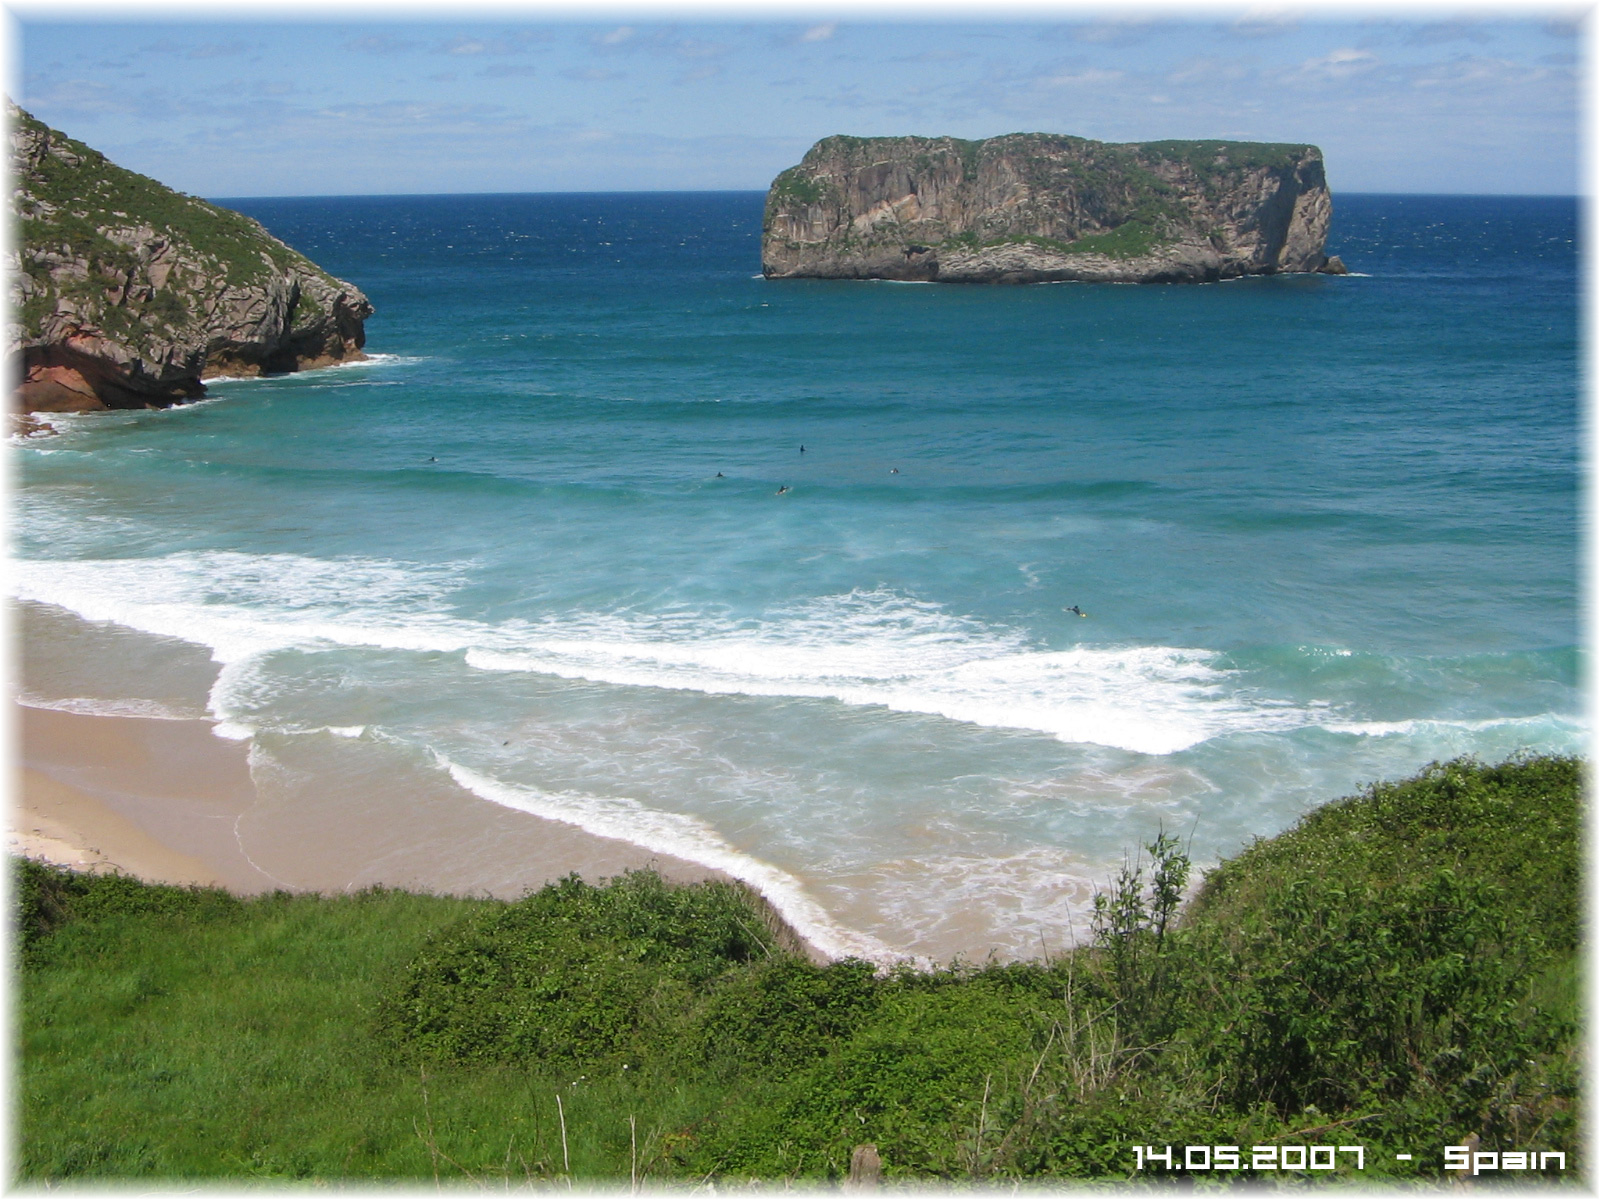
[372,871,776,1067]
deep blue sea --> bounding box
[15,192,1580,960]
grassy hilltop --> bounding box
[17,756,1581,1184]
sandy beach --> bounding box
[15,701,723,900]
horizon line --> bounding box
[209,188,1582,202]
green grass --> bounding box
[1056,220,1169,259]
[768,167,828,208]
[940,221,1171,262]
[18,756,1582,1185]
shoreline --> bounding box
[15,701,826,955]
[14,765,226,886]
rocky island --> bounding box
[762,133,1347,284]
[9,104,373,414]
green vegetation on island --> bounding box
[762,132,1337,282]
[17,756,1581,1184]
[10,104,372,411]
[16,108,313,290]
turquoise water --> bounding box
[15,192,1580,960]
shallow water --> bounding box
[16,192,1580,961]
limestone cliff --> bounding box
[10,104,373,413]
[763,133,1347,284]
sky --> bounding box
[11,7,1585,198]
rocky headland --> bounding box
[10,104,373,414]
[762,133,1348,284]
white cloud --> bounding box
[140,38,248,59]
[1228,9,1300,39]
[22,77,119,114]
[342,34,416,56]
[439,32,548,58]
[1069,19,1157,47]
[1411,55,1563,92]
[1403,20,1493,47]
[673,38,729,61]
[1295,47,1379,80]
[1167,57,1253,87]
[1043,68,1124,87]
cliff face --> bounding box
[762,134,1346,284]
[10,105,373,413]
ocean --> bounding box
[14,191,1580,962]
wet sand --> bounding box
[14,702,728,901]
[16,767,226,886]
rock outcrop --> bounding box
[763,134,1346,284]
[10,104,373,413]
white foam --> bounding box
[202,353,426,384]
[15,551,478,739]
[324,352,425,369]
[9,408,136,443]
[441,758,901,964]
[1319,713,1582,739]
[848,845,1104,960]
[463,593,1308,755]
[10,412,74,443]
[14,552,471,665]
[14,553,1321,754]
[17,693,196,721]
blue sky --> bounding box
[16,11,1581,197]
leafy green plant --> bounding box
[373,871,776,1067]
[17,756,1581,1184]
[1090,828,1190,1023]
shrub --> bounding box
[373,871,775,1067]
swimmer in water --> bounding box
[716,472,724,477]
[890,468,899,474]
[776,485,790,495]
[1067,605,1087,617]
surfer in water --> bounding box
[1067,605,1087,617]
[776,485,791,495]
